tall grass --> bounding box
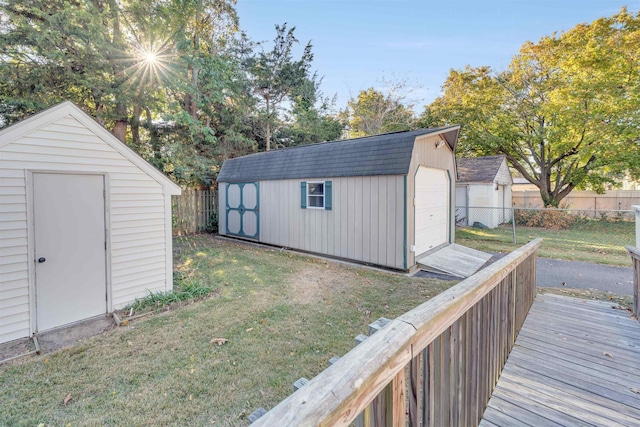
[126,272,216,313]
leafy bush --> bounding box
[205,210,218,234]
[514,208,576,230]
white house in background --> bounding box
[0,101,181,345]
[456,155,513,228]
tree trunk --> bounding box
[108,0,128,143]
[131,104,141,148]
[112,102,128,142]
[265,97,271,151]
[146,107,162,161]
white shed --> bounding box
[0,101,181,345]
[456,155,513,228]
[217,127,462,271]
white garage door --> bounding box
[415,166,449,256]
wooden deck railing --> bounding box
[628,205,640,320]
[253,238,542,427]
[627,246,640,320]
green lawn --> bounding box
[457,220,635,266]
[0,236,456,427]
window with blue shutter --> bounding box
[301,181,307,209]
[324,181,332,210]
[302,181,332,210]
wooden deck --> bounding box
[482,293,640,426]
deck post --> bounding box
[634,205,640,249]
[626,246,640,321]
[627,205,640,321]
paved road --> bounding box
[535,257,633,296]
[417,255,634,296]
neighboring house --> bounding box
[217,127,461,271]
[456,155,513,228]
[512,176,538,192]
[0,101,181,345]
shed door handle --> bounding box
[38,257,46,263]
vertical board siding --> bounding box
[407,134,457,268]
[218,184,227,236]
[0,114,169,344]
[245,176,405,269]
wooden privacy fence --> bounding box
[172,189,217,236]
[513,189,640,210]
[253,238,542,427]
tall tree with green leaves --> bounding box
[428,8,640,207]
[276,73,342,147]
[340,85,416,138]
[247,23,313,151]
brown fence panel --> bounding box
[172,189,217,236]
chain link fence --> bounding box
[455,206,635,265]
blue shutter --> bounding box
[325,181,332,210]
[301,181,307,209]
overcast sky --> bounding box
[236,0,639,111]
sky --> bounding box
[236,0,640,111]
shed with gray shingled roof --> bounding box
[217,126,460,271]
[455,155,513,229]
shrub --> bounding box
[205,210,218,234]
[514,208,576,230]
[126,272,216,313]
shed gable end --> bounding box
[0,113,171,344]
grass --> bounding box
[0,235,456,426]
[457,220,635,266]
[125,272,217,313]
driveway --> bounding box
[535,257,634,296]
[416,255,634,296]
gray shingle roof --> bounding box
[218,126,459,182]
[456,155,506,183]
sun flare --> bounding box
[124,40,176,90]
[142,50,158,65]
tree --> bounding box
[0,1,343,185]
[429,8,640,207]
[340,80,417,137]
[0,0,127,128]
[247,23,313,151]
[276,73,342,147]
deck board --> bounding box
[483,294,640,426]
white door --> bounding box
[415,167,449,256]
[33,173,107,332]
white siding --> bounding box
[218,185,227,236]
[467,184,499,228]
[495,160,513,185]
[220,176,405,270]
[406,134,457,268]
[0,114,169,344]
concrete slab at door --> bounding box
[33,173,107,332]
[415,166,449,256]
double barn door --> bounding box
[226,182,259,239]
